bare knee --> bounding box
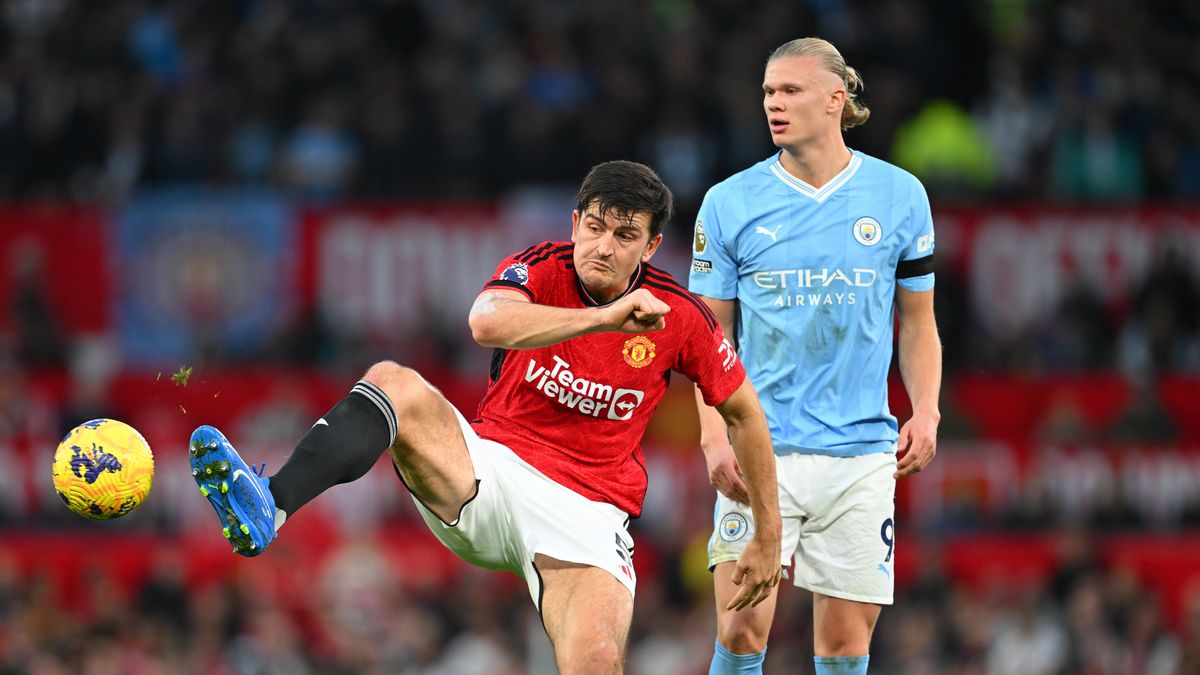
[813,597,879,656]
[815,635,858,657]
[718,616,769,654]
[814,620,876,656]
[363,359,411,391]
[362,361,434,412]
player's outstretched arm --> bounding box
[693,296,750,503]
[469,288,670,350]
[714,378,783,610]
[894,287,942,478]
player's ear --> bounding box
[827,84,846,116]
[641,233,664,262]
[570,210,581,243]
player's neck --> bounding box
[777,138,852,189]
[581,272,637,305]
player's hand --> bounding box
[601,288,670,333]
[726,535,781,611]
[895,409,939,478]
[704,442,749,504]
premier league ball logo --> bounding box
[501,263,529,285]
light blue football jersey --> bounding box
[688,150,935,457]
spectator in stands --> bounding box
[0,1,1197,205]
[986,589,1068,675]
[8,240,67,368]
[1105,376,1180,444]
[1116,260,1192,384]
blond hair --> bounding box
[768,37,870,130]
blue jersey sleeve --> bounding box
[897,178,935,292]
[688,185,739,299]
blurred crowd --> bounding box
[1,532,1198,675]
[3,0,1200,381]
[2,0,1200,215]
[934,242,1200,377]
[3,1,1200,673]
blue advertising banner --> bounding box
[114,189,294,364]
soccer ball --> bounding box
[52,419,155,520]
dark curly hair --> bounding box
[575,160,674,238]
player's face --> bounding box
[571,206,662,303]
[762,55,845,148]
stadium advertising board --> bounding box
[0,207,109,334]
[935,207,1200,338]
[298,204,511,344]
[114,190,296,364]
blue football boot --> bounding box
[189,425,276,556]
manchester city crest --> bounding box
[719,512,749,542]
[852,217,882,246]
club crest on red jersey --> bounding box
[622,336,656,368]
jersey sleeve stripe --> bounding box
[516,242,554,263]
[644,268,720,327]
[483,279,535,300]
[644,268,718,322]
[897,254,934,279]
[642,279,717,332]
[524,244,573,266]
[643,267,687,289]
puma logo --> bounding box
[755,224,783,242]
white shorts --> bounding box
[708,452,896,605]
[398,409,637,608]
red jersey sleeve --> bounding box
[677,300,746,407]
[482,241,572,303]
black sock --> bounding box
[268,381,398,516]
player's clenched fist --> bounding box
[601,288,670,333]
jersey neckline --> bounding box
[768,149,863,203]
[575,261,646,307]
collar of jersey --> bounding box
[576,262,646,307]
[769,150,862,203]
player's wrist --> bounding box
[699,438,732,455]
[751,513,782,538]
[751,530,782,549]
[585,305,614,333]
[913,404,941,422]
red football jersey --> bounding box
[471,241,746,517]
